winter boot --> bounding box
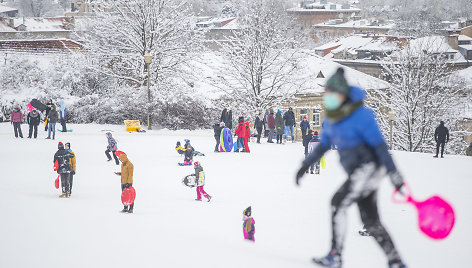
[59,193,67,198]
[388,260,407,268]
[310,170,314,174]
[312,251,342,268]
[120,208,128,213]
[207,196,212,202]
[433,155,438,158]
[127,209,133,213]
[195,199,202,201]
[441,155,444,158]
[358,229,371,236]
[107,158,112,162]
[46,137,51,139]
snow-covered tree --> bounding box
[367,37,469,154]
[215,0,306,115]
[80,0,203,128]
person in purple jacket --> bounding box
[10,106,24,138]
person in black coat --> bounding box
[434,121,449,158]
[220,108,233,130]
[303,129,314,156]
[54,142,74,198]
[44,99,53,131]
[27,109,41,138]
[213,122,224,152]
[283,107,296,141]
[254,112,264,143]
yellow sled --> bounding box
[124,120,141,132]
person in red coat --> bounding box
[244,121,251,153]
[235,117,246,152]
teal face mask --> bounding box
[323,93,342,110]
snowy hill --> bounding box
[0,123,470,268]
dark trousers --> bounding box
[264,129,269,138]
[60,118,67,132]
[13,122,23,138]
[60,173,71,194]
[70,173,74,194]
[435,141,445,157]
[301,130,307,141]
[330,163,401,263]
[237,137,245,151]
[256,127,262,143]
[28,124,38,138]
[121,184,134,210]
[276,134,282,143]
[105,149,119,165]
[214,135,220,152]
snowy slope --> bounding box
[0,123,470,268]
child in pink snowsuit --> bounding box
[194,162,211,202]
[243,206,255,242]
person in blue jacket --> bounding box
[300,116,310,140]
[59,100,67,132]
[295,68,406,268]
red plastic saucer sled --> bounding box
[54,175,60,189]
[121,186,136,206]
[392,184,455,240]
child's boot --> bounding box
[207,195,212,202]
[59,193,67,198]
[312,251,342,268]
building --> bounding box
[66,0,105,16]
[0,17,76,40]
[197,17,238,51]
[0,39,83,54]
[280,52,389,141]
[0,4,18,17]
[287,0,361,30]
[458,35,472,61]
[313,18,395,42]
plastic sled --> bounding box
[182,174,197,188]
[54,160,59,171]
[60,130,73,132]
[392,184,455,240]
[121,186,136,206]
[320,156,326,169]
[54,175,60,189]
[30,99,47,112]
[115,151,126,157]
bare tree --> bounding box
[215,0,306,114]
[368,37,468,153]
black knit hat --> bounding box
[65,142,71,149]
[325,68,350,96]
[243,206,252,216]
[58,142,64,149]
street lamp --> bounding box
[388,111,396,150]
[144,51,152,130]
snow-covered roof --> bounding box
[315,35,401,55]
[408,36,459,53]
[287,1,361,13]
[0,17,73,32]
[459,45,472,50]
[295,51,389,94]
[458,35,472,42]
[314,19,395,29]
[0,4,18,13]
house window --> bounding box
[300,108,308,121]
[313,110,321,126]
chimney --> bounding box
[8,17,14,28]
[447,35,459,50]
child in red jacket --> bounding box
[235,117,246,152]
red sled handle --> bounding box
[391,183,415,204]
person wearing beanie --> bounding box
[234,117,246,152]
[10,105,24,138]
[175,141,186,155]
[303,129,314,156]
[266,110,275,143]
[27,109,41,138]
[184,139,205,156]
[434,121,449,158]
[308,131,321,174]
[64,143,76,195]
[46,104,58,140]
[295,68,407,268]
[283,107,296,142]
[213,122,225,152]
[242,206,255,242]
[105,132,119,165]
[54,142,75,198]
[115,154,134,213]
[275,110,284,144]
[194,162,211,202]
[300,116,310,140]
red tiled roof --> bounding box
[0,39,83,53]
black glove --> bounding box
[295,164,309,186]
[388,171,404,192]
[71,171,75,175]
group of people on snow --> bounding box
[9,99,68,140]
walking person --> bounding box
[300,116,310,141]
[235,117,246,152]
[54,142,74,198]
[194,162,211,202]
[295,68,406,268]
[213,122,224,152]
[308,131,321,174]
[115,154,134,213]
[10,106,24,138]
[283,107,296,142]
[242,206,255,242]
[59,100,67,132]
[64,143,76,195]
[220,107,233,130]
[275,110,284,144]
[434,121,449,158]
[46,104,58,140]
[254,112,264,144]
[105,132,119,165]
[27,109,41,138]
[267,110,275,143]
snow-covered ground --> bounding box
[0,123,470,268]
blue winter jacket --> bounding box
[303,86,397,175]
[300,120,310,132]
